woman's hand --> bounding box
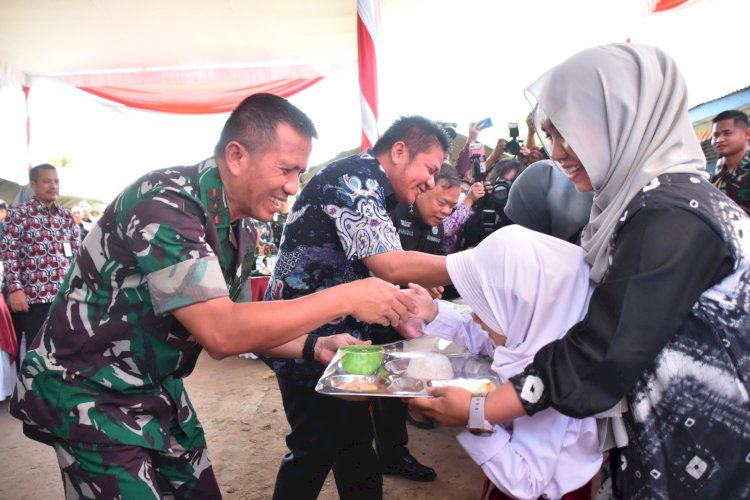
[408,386,473,427]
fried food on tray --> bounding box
[336,379,381,392]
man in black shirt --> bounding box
[371,165,462,481]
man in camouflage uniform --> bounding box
[711,109,750,214]
[9,93,414,499]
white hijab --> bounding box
[446,225,592,381]
[525,43,707,283]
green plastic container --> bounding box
[339,345,384,375]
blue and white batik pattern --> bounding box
[260,150,401,385]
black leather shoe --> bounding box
[381,450,437,482]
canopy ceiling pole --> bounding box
[22,85,31,171]
[357,0,379,151]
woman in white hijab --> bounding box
[411,43,750,499]
[410,225,601,499]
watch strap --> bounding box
[302,334,319,361]
[467,395,494,435]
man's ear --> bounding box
[390,141,408,166]
[224,141,246,176]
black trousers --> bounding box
[272,374,382,500]
[11,302,50,355]
[371,397,408,459]
[369,325,409,459]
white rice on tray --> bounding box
[402,335,466,355]
[405,352,454,380]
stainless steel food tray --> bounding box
[315,336,499,401]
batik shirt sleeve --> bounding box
[322,171,401,261]
[122,191,229,315]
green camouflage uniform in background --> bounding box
[10,158,252,498]
[711,148,750,214]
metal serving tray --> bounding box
[315,336,499,401]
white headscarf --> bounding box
[525,43,707,283]
[446,225,592,381]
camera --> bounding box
[437,121,458,140]
[505,122,523,156]
[462,159,524,248]
[489,178,513,210]
[469,142,485,182]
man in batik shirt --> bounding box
[1,163,79,355]
[10,94,414,499]
[262,116,452,500]
[711,109,750,214]
[370,165,463,483]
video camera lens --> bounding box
[491,179,512,210]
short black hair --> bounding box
[435,163,462,189]
[29,163,56,182]
[214,93,318,158]
[713,110,749,128]
[373,116,450,159]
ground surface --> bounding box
[0,352,484,499]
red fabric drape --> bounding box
[77,77,323,114]
[652,0,689,12]
[0,295,18,359]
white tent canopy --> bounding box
[1,0,747,201]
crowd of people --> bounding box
[0,42,748,500]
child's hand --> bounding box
[404,283,438,322]
[394,316,426,339]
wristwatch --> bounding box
[467,395,494,436]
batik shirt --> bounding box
[1,198,80,304]
[10,159,252,451]
[442,202,474,253]
[261,149,401,385]
[711,148,750,214]
[510,174,750,498]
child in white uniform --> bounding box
[408,225,601,500]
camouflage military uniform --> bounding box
[711,148,750,214]
[10,159,251,499]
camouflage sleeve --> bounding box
[233,279,253,303]
[67,212,81,252]
[148,256,228,315]
[123,193,229,315]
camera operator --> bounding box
[459,154,524,249]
